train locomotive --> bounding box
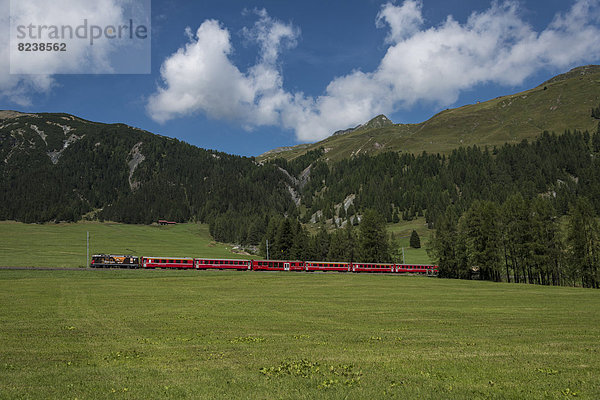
[90,255,438,276]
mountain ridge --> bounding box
[259,65,600,162]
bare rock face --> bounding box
[127,142,145,190]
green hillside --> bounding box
[0,112,293,226]
[260,65,600,162]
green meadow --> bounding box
[0,269,598,399]
[0,221,249,268]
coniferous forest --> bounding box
[2,113,600,287]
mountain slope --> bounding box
[259,65,600,162]
[0,112,294,227]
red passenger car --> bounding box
[395,264,437,274]
[352,262,394,273]
[195,258,251,270]
[252,260,304,271]
[305,261,351,272]
[142,257,194,269]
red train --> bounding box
[90,255,438,276]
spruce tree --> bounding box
[409,230,421,248]
[566,198,600,288]
[358,209,389,262]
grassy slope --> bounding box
[261,66,600,163]
[0,221,249,268]
[0,269,598,399]
[387,217,433,264]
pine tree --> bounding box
[358,209,389,262]
[290,223,310,260]
[593,125,600,152]
[274,218,294,259]
[460,200,503,282]
[310,226,331,260]
[409,230,421,248]
[566,198,600,288]
[428,205,466,278]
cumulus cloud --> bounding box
[149,1,600,142]
[0,0,52,106]
[1,0,149,105]
[376,0,424,43]
[147,10,298,126]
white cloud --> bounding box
[376,0,424,43]
[0,0,52,106]
[146,1,599,142]
[1,0,149,105]
[147,10,299,126]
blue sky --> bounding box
[2,0,600,156]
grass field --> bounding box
[0,270,598,399]
[0,221,250,268]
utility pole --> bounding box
[86,231,89,268]
[402,247,405,264]
[266,239,269,260]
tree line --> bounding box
[429,195,599,288]
[255,209,390,263]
